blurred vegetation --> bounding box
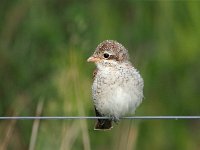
[0,0,200,150]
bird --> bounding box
[87,40,144,130]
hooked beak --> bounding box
[87,56,100,63]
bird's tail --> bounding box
[94,107,113,130]
[94,119,113,130]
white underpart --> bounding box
[92,60,143,119]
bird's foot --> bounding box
[111,116,120,124]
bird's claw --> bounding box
[111,116,119,123]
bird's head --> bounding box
[87,40,129,67]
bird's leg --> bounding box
[111,116,120,124]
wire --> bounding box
[0,116,200,120]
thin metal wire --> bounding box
[0,116,200,120]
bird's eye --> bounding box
[103,53,110,59]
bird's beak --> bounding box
[87,56,100,63]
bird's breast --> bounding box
[92,66,143,118]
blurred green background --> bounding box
[0,0,200,150]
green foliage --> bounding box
[0,0,200,150]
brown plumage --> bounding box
[94,108,113,130]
